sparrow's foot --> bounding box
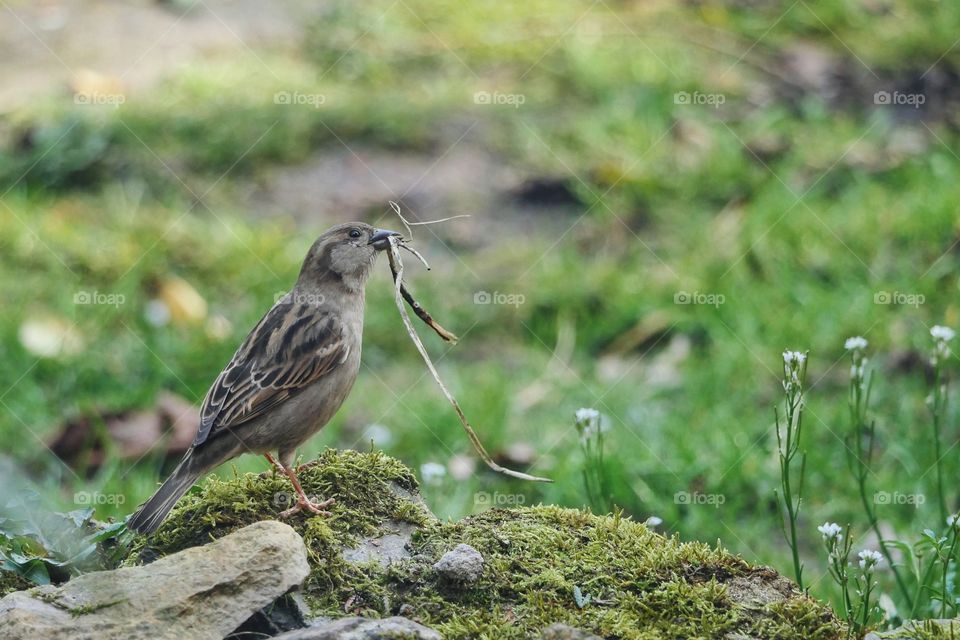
[266,452,336,518]
[278,495,335,519]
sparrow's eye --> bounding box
[348,228,362,239]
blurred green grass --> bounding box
[2,0,960,616]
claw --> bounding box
[265,453,335,519]
[279,496,335,519]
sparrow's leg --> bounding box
[264,452,286,474]
[267,452,335,518]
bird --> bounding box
[127,222,400,534]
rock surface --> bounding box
[274,616,441,639]
[0,450,844,639]
[0,520,309,640]
[541,623,603,639]
[124,449,843,640]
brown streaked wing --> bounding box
[194,300,346,446]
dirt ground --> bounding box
[0,0,319,112]
[1,0,580,237]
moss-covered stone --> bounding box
[0,570,33,598]
[124,449,844,639]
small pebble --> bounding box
[432,543,484,585]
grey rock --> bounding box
[541,623,602,640]
[275,615,442,639]
[0,520,309,640]
[342,519,419,568]
[432,543,484,585]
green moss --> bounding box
[871,620,960,639]
[0,570,33,597]
[750,598,846,639]
[68,599,126,617]
[123,450,843,639]
[396,508,842,639]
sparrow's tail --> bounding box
[127,450,202,535]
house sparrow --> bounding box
[128,223,400,534]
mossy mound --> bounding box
[125,449,843,639]
[0,570,33,598]
[125,448,431,597]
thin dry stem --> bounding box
[388,242,458,343]
[400,243,431,270]
[386,236,551,483]
[388,200,470,241]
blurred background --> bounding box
[1,0,959,609]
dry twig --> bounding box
[385,235,551,483]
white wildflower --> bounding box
[845,336,868,351]
[575,408,601,425]
[783,350,806,365]
[782,351,807,392]
[361,423,393,447]
[419,462,447,485]
[931,325,956,342]
[858,549,884,570]
[818,522,843,541]
[783,351,807,368]
[931,326,954,365]
[948,514,959,529]
[575,407,607,442]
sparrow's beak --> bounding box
[368,228,401,250]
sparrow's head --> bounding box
[297,222,400,290]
